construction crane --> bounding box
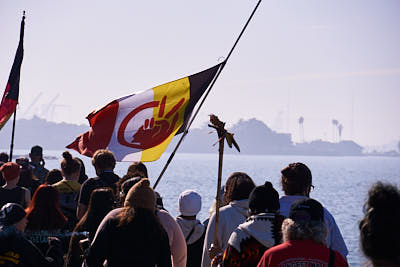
[22,92,43,117]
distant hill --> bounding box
[0,116,369,156]
[174,118,364,156]
[0,116,88,150]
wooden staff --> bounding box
[208,114,240,257]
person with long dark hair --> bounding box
[86,179,171,267]
[25,184,68,255]
[65,188,115,267]
[202,172,256,267]
[359,182,400,267]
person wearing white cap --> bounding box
[176,190,205,267]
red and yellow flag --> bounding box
[67,63,222,162]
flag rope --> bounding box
[153,0,263,189]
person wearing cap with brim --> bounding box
[257,198,348,267]
[28,145,49,184]
[0,162,31,209]
[278,162,348,259]
[0,203,63,266]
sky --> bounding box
[1,0,399,148]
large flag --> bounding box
[0,15,25,130]
[67,63,223,162]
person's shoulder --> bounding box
[157,209,175,222]
[81,177,98,187]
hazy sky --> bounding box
[1,0,399,147]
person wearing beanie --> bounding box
[176,190,205,267]
[257,198,348,267]
[279,162,348,258]
[0,203,63,266]
[114,175,187,267]
[0,162,31,208]
[86,178,172,267]
[217,181,283,267]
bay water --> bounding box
[11,149,400,266]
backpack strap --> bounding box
[328,248,335,267]
[186,226,196,242]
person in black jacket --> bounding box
[0,203,63,267]
[76,149,120,220]
[86,178,171,267]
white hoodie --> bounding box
[175,217,205,245]
[201,199,249,267]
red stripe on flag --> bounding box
[66,100,119,157]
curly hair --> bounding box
[359,182,400,265]
[282,218,327,245]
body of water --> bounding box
[10,149,400,266]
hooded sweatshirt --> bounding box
[223,213,283,267]
[176,217,205,267]
[201,199,249,267]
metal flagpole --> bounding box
[9,110,17,161]
[153,0,263,189]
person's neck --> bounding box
[63,176,77,181]
[3,181,18,189]
[179,215,197,220]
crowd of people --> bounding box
[0,145,399,267]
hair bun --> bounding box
[264,181,273,190]
[62,151,73,161]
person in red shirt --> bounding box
[257,198,348,267]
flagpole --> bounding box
[7,11,25,162]
[153,0,263,189]
[9,110,17,161]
